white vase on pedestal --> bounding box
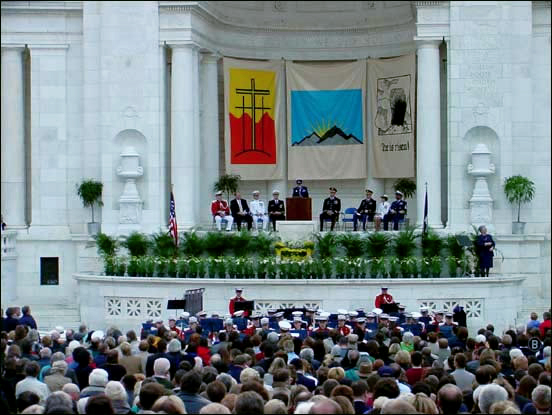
[467,143,495,231]
[117,146,143,233]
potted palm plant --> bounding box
[503,175,535,234]
[76,179,104,235]
[213,174,241,202]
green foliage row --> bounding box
[102,255,469,279]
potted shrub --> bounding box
[391,228,418,259]
[365,233,391,259]
[503,175,536,234]
[213,174,241,201]
[76,179,103,235]
[122,232,150,257]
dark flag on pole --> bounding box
[422,183,428,235]
[168,191,178,246]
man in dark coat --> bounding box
[353,189,377,231]
[292,178,309,198]
[19,306,37,330]
[383,191,407,231]
[267,190,285,231]
[319,187,341,231]
[230,191,253,231]
[476,225,495,277]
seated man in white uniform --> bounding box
[249,190,268,231]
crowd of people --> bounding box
[1,304,550,414]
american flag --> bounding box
[168,191,178,246]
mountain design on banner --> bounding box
[290,89,363,147]
[293,125,362,146]
[229,68,277,164]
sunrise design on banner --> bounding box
[291,89,363,146]
[229,68,276,164]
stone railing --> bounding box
[1,230,17,258]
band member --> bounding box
[168,318,183,339]
[353,317,367,339]
[440,313,458,327]
[336,315,351,337]
[354,189,377,231]
[311,314,330,337]
[229,288,247,315]
[292,178,309,198]
[375,287,394,308]
[268,190,285,231]
[211,191,234,231]
[320,187,341,231]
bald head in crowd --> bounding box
[438,384,463,415]
[381,399,418,414]
[309,398,343,414]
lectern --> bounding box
[286,197,312,220]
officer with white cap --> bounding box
[384,190,407,231]
[250,190,268,231]
[337,314,351,337]
[268,190,285,231]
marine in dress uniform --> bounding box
[229,288,247,315]
[336,315,351,337]
[353,317,367,340]
[249,191,268,231]
[476,225,495,277]
[383,191,407,231]
[354,189,377,231]
[211,191,234,231]
[311,314,330,338]
[292,178,309,198]
[374,287,394,308]
[268,190,285,231]
[320,187,341,231]
[230,192,253,231]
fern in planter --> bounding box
[156,257,168,277]
[181,232,204,257]
[231,230,253,257]
[151,232,178,258]
[321,259,333,279]
[365,233,391,259]
[127,257,139,277]
[204,232,229,257]
[421,228,444,258]
[445,234,464,261]
[95,233,118,258]
[123,232,150,257]
[114,257,126,277]
[447,256,459,278]
[248,232,277,257]
[393,178,416,199]
[177,259,189,277]
[144,256,155,277]
[419,257,431,278]
[387,256,400,278]
[337,233,364,258]
[391,228,418,259]
[314,232,338,259]
[104,255,116,276]
[400,257,417,278]
[213,174,241,201]
[430,256,442,278]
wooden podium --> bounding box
[286,197,312,221]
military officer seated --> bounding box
[211,191,234,231]
[383,191,408,231]
[292,178,309,198]
[249,190,268,231]
[320,187,341,231]
[354,189,377,231]
[268,190,285,231]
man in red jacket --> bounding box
[229,288,247,315]
[374,287,394,309]
[211,191,234,231]
[539,311,551,338]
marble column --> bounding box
[200,53,220,225]
[416,39,442,227]
[170,43,200,228]
[1,46,26,228]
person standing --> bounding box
[476,225,495,277]
[249,191,268,231]
[353,189,377,231]
[374,195,390,231]
[229,288,247,315]
[19,306,37,330]
[292,178,309,198]
[374,287,394,309]
[211,191,234,231]
[268,190,285,231]
[230,191,253,231]
[383,191,407,231]
[319,187,341,231]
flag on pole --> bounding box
[422,184,428,235]
[168,191,178,246]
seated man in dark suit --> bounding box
[267,190,285,231]
[319,187,341,231]
[230,191,253,231]
[292,178,309,198]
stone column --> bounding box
[200,53,220,225]
[170,43,200,228]
[1,46,26,228]
[416,39,442,227]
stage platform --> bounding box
[74,273,527,335]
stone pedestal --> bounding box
[117,147,144,233]
[277,221,316,241]
[467,144,495,231]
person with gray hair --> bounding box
[529,384,551,414]
[217,373,237,392]
[38,347,52,369]
[381,398,418,414]
[200,402,231,414]
[264,398,288,414]
[105,380,131,414]
[153,357,174,391]
[44,360,71,392]
[478,384,508,413]
[44,391,73,414]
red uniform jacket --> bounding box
[229,296,247,315]
[211,200,230,216]
[375,293,394,308]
